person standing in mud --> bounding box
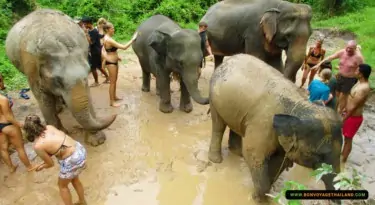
[81,16,110,86]
[300,39,326,88]
[23,114,87,205]
[0,74,36,173]
[312,40,364,114]
[198,21,213,78]
[341,64,372,163]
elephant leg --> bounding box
[228,129,243,157]
[179,80,193,113]
[267,151,293,184]
[141,70,151,92]
[208,105,226,163]
[155,77,160,96]
[214,55,224,70]
[55,96,65,114]
[31,88,66,132]
[158,71,173,113]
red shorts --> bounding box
[342,116,363,138]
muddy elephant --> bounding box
[132,14,209,113]
[208,54,342,204]
[200,0,313,83]
[5,9,117,146]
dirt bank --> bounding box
[0,30,374,205]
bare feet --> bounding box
[103,79,110,84]
[74,201,87,205]
[115,96,122,101]
[110,102,121,107]
[90,82,100,87]
[9,164,18,173]
[27,164,39,172]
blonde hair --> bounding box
[97,17,107,26]
[320,68,332,83]
[103,22,114,33]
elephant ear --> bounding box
[260,8,280,43]
[148,30,171,56]
[272,114,300,152]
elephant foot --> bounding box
[180,102,193,113]
[159,102,173,113]
[208,149,223,163]
[229,146,243,157]
[252,192,270,204]
[142,86,150,92]
[85,131,106,147]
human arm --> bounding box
[84,28,92,44]
[0,98,22,127]
[34,144,54,171]
[205,37,213,56]
[324,93,333,105]
[343,88,369,121]
[108,32,138,50]
[312,50,342,70]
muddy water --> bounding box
[1,31,374,205]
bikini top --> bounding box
[51,134,71,157]
[103,38,118,52]
[310,48,322,58]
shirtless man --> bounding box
[312,40,364,114]
[0,75,35,173]
[341,64,372,163]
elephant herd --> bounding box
[5,0,343,204]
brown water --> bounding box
[1,31,374,205]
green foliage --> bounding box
[266,181,306,205]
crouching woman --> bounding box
[23,114,87,205]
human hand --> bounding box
[35,164,44,172]
[311,65,319,71]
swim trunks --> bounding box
[342,115,363,139]
[336,74,357,94]
[58,142,87,179]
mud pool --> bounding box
[0,30,374,205]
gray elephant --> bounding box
[132,14,209,113]
[200,0,313,83]
[208,54,342,204]
[5,9,117,146]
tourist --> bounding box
[300,39,326,88]
[341,64,372,163]
[320,62,338,110]
[23,114,87,205]
[307,69,333,106]
[101,22,137,107]
[0,74,35,173]
[81,16,110,86]
[312,40,364,114]
[198,21,213,78]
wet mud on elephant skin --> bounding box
[201,0,313,83]
[208,54,343,204]
[5,9,117,146]
[132,14,209,114]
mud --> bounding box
[1,30,374,205]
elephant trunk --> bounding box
[284,38,309,83]
[182,69,209,105]
[321,160,342,204]
[63,80,117,131]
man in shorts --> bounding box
[312,40,364,114]
[341,64,372,163]
[81,17,109,87]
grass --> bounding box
[313,7,375,88]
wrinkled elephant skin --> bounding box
[5,9,117,146]
[208,54,343,204]
[132,14,209,114]
[201,0,313,83]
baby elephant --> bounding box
[208,54,343,204]
[132,14,209,113]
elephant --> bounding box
[132,14,209,113]
[200,0,313,83]
[5,9,117,146]
[208,54,343,204]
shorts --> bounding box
[342,115,363,139]
[89,52,102,70]
[336,74,357,94]
[58,142,87,179]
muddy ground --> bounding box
[0,29,374,205]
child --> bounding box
[307,69,333,106]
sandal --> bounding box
[19,93,30,100]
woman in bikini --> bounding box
[102,22,138,107]
[24,114,87,205]
[0,76,35,173]
[300,39,326,88]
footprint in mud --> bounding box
[193,150,212,173]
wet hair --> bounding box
[358,64,372,80]
[23,114,46,142]
[320,68,332,83]
[103,22,114,33]
[199,21,208,28]
[97,17,107,26]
